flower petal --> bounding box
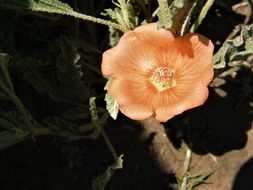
[101,23,176,78]
[155,82,209,122]
[108,77,156,120]
[101,36,157,78]
[174,33,214,86]
[120,104,153,120]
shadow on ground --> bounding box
[165,80,253,155]
[232,156,253,190]
[0,124,175,190]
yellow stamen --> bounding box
[150,67,176,92]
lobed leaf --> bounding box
[0,111,29,131]
[43,117,81,137]
[157,0,172,29]
[157,0,195,34]
[0,111,31,150]
[57,37,91,103]
[214,24,253,69]
[0,53,13,100]
[0,0,73,15]
[23,37,91,105]
[104,79,119,120]
[0,130,29,150]
[89,97,101,139]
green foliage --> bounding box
[0,111,30,150]
[0,130,29,150]
[0,0,108,149]
[0,0,127,32]
[43,117,80,136]
[0,0,73,15]
[157,0,172,29]
[104,78,119,120]
[214,24,253,69]
[187,173,212,190]
[0,53,14,100]
[102,0,137,30]
[89,97,102,139]
[91,155,123,190]
[190,0,214,33]
[157,0,214,35]
[23,37,91,105]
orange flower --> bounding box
[102,23,214,122]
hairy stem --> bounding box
[68,11,128,33]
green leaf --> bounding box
[23,37,91,106]
[0,0,73,15]
[180,0,204,34]
[106,0,136,29]
[62,106,90,120]
[89,97,101,139]
[57,37,91,102]
[157,0,172,29]
[214,24,253,69]
[0,53,15,100]
[188,172,212,190]
[104,79,119,120]
[190,0,214,33]
[0,130,29,150]
[157,0,195,34]
[0,111,29,131]
[43,117,81,137]
[90,155,123,190]
[0,111,31,150]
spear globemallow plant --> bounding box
[102,23,214,122]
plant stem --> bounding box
[68,11,128,33]
[9,93,34,132]
[179,148,192,190]
[99,112,118,161]
[101,127,118,161]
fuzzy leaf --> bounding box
[158,0,195,34]
[91,155,123,190]
[0,0,73,15]
[0,53,14,100]
[0,111,31,150]
[89,97,101,139]
[157,0,172,29]
[190,0,214,33]
[24,37,91,105]
[43,117,81,137]
[57,37,91,102]
[214,24,253,69]
[62,106,90,120]
[104,79,119,120]
[0,111,29,131]
[0,130,29,150]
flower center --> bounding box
[150,67,176,92]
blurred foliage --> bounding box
[214,23,253,69]
[0,0,73,14]
[0,0,109,150]
[91,155,123,190]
